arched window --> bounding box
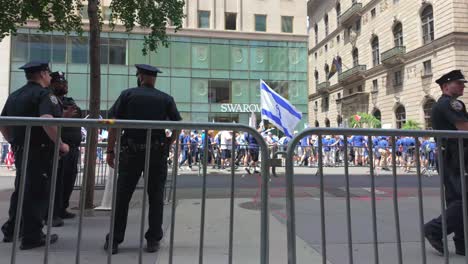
[371,36,380,67]
[337,115,343,127]
[336,3,341,25]
[324,14,329,36]
[423,98,436,129]
[325,118,331,127]
[315,120,320,127]
[393,22,403,47]
[395,104,406,129]
[421,5,434,44]
[315,70,319,85]
[324,64,330,80]
[314,24,319,45]
[352,48,359,67]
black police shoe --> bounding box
[146,240,160,253]
[20,234,58,250]
[104,239,119,255]
[60,210,76,219]
[424,226,444,255]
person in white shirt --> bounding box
[220,131,233,170]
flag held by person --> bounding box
[260,80,302,138]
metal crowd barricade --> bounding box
[285,127,468,264]
[0,117,270,264]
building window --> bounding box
[80,6,89,20]
[266,81,289,99]
[355,18,361,33]
[371,8,376,19]
[371,36,380,67]
[325,118,331,127]
[323,96,329,112]
[315,70,319,85]
[336,35,340,44]
[349,88,353,95]
[281,16,293,33]
[423,60,432,76]
[424,99,436,129]
[421,5,434,44]
[357,85,363,92]
[372,79,378,92]
[324,15,329,36]
[102,6,112,21]
[29,35,51,62]
[315,120,320,127]
[393,22,403,46]
[373,109,382,121]
[314,24,319,45]
[314,52,318,60]
[394,70,403,86]
[209,80,231,103]
[324,44,328,52]
[11,34,28,62]
[70,36,88,64]
[394,0,400,3]
[325,64,330,80]
[198,11,210,28]
[352,48,359,67]
[255,14,267,32]
[100,38,126,65]
[337,93,341,99]
[337,115,343,127]
[336,3,341,25]
[225,13,237,30]
[395,104,406,129]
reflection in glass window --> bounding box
[265,81,289,99]
[100,38,109,64]
[52,36,66,63]
[255,15,267,32]
[198,11,210,29]
[109,39,126,65]
[12,34,28,62]
[30,35,51,61]
[70,37,88,64]
[282,16,293,33]
[209,80,231,103]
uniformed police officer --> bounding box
[104,64,182,254]
[0,61,69,249]
[424,70,468,256]
[50,72,82,227]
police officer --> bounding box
[104,64,182,254]
[425,70,468,256]
[0,61,69,249]
[49,72,82,226]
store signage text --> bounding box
[220,104,261,113]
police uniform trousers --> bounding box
[53,146,80,216]
[110,142,168,244]
[1,145,54,243]
[425,148,466,247]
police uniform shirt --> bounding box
[1,81,62,146]
[108,86,182,143]
[432,94,468,131]
[60,96,82,146]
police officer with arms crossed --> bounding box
[104,64,182,254]
[49,71,82,227]
[425,70,468,256]
[0,61,69,249]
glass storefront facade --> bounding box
[10,28,308,128]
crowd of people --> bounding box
[173,129,438,175]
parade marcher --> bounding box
[0,61,69,249]
[424,70,468,256]
[49,71,82,227]
[105,64,182,254]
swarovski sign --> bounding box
[220,104,261,113]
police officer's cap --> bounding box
[435,70,467,86]
[50,71,67,83]
[135,64,162,77]
[19,61,50,73]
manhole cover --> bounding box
[238,201,284,211]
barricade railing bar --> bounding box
[0,117,270,264]
[285,127,468,264]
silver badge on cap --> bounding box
[50,95,59,105]
[450,100,464,112]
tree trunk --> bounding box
[85,0,100,212]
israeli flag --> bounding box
[260,80,302,138]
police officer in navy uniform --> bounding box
[425,70,468,256]
[0,61,69,249]
[49,71,82,227]
[104,64,182,254]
